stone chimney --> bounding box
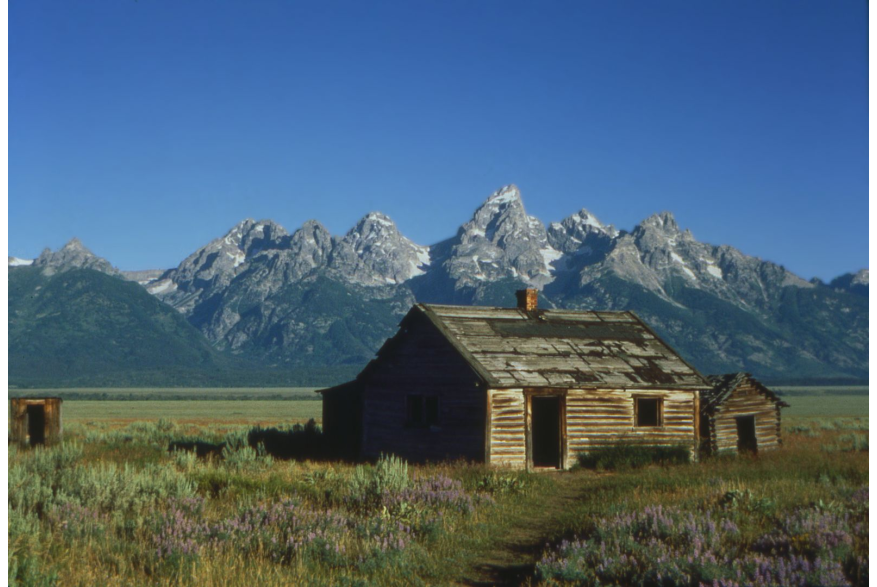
[515,288,538,311]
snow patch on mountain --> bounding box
[705,261,723,279]
[8,257,33,266]
[332,212,431,285]
[438,185,562,289]
[147,279,177,295]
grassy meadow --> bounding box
[8,390,869,586]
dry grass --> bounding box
[8,402,869,586]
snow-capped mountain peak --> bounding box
[639,211,681,233]
[485,184,521,205]
[548,208,620,260]
[345,212,401,245]
[334,211,430,285]
[220,219,288,255]
[569,208,609,231]
[442,185,561,288]
[29,181,862,382]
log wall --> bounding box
[565,388,697,463]
[485,387,698,469]
[9,398,63,447]
[708,382,781,454]
[361,314,485,462]
[486,389,527,468]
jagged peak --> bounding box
[567,208,610,231]
[484,184,521,206]
[33,237,119,276]
[364,211,394,222]
[349,211,398,234]
[639,211,679,232]
[60,237,90,252]
[218,219,289,252]
[299,219,330,232]
[226,218,256,232]
[462,185,528,238]
[290,220,332,244]
[224,218,286,236]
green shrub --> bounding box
[8,507,40,542]
[788,423,816,436]
[221,434,274,470]
[9,442,194,520]
[8,552,59,587]
[822,434,868,453]
[476,472,530,495]
[576,443,691,471]
[350,454,410,504]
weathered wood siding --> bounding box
[486,389,527,468]
[565,388,697,464]
[361,313,485,462]
[709,382,781,454]
[9,398,63,447]
[484,388,698,469]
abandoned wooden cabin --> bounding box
[9,397,63,447]
[701,373,788,455]
[320,289,711,469]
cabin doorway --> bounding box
[27,405,46,446]
[531,396,562,468]
[735,415,757,454]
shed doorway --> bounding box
[735,415,757,454]
[27,404,46,446]
[531,396,562,468]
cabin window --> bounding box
[635,397,663,427]
[406,395,439,427]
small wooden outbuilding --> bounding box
[10,397,63,447]
[320,290,710,469]
[700,373,788,455]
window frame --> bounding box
[634,396,664,428]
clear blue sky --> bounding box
[9,1,867,280]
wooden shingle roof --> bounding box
[417,304,709,390]
[703,372,789,412]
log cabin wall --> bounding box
[485,388,698,470]
[9,397,63,447]
[564,388,697,465]
[361,314,485,462]
[486,389,527,468]
[710,381,781,454]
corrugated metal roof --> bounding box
[703,373,789,411]
[418,304,709,389]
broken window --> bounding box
[635,397,662,427]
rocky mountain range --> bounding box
[9,185,869,383]
[828,268,869,297]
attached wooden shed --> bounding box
[320,290,710,469]
[700,373,788,455]
[10,397,63,447]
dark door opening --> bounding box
[735,415,757,454]
[531,396,562,468]
[27,405,46,446]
